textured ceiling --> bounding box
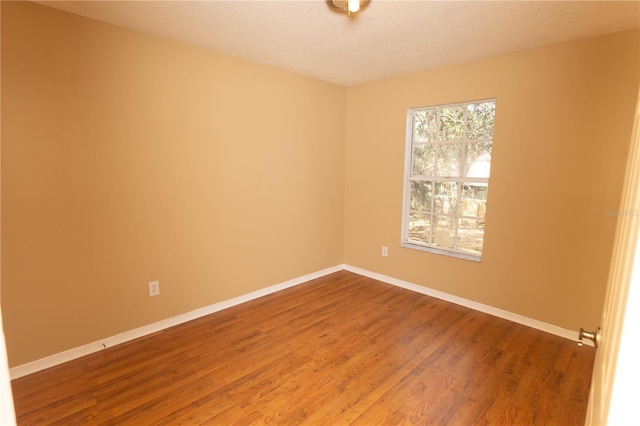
[35,0,640,86]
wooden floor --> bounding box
[12,271,595,425]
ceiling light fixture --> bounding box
[327,0,370,17]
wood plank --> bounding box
[11,271,596,425]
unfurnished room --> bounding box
[1,0,639,424]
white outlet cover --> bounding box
[149,280,160,296]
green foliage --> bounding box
[414,101,494,143]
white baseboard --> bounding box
[9,265,344,380]
[343,264,589,346]
[11,263,589,379]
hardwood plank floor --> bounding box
[11,271,596,425]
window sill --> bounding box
[401,241,482,262]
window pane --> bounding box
[466,101,495,139]
[456,218,485,254]
[412,145,436,176]
[414,109,437,142]
[432,215,455,249]
[461,184,487,217]
[464,142,492,178]
[459,197,487,218]
[462,184,488,201]
[408,213,431,244]
[434,182,458,215]
[410,181,433,212]
[436,143,462,177]
[439,105,464,140]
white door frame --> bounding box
[585,89,640,425]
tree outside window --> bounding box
[402,100,495,260]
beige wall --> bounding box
[1,2,346,366]
[344,29,639,332]
[2,1,638,368]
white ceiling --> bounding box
[35,0,640,86]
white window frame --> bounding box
[401,99,495,262]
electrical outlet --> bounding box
[382,246,388,257]
[148,280,160,297]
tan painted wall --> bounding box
[1,2,346,366]
[344,29,639,332]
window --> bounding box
[402,99,495,261]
